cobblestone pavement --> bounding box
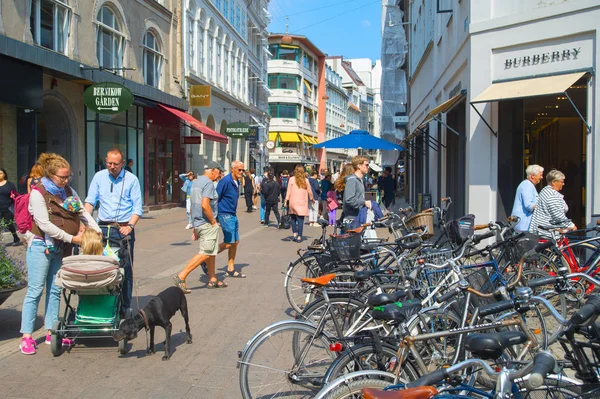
[0,196,413,399]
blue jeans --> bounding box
[20,241,63,334]
[100,226,135,312]
[291,215,305,237]
[260,194,266,222]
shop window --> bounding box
[268,74,298,90]
[96,6,125,71]
[143,31,162,88]
[269,103,298,119]
[30,0,71,54]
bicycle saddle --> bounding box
[354,268,387,282]
[367,290,408,307]
[371,300,422,323]
[465,331,528,360]
[363,386,438,399]
[301,273,336,287]
[361,242,383,252]
[317,218,329,228]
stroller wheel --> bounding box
[118,320,129,355]
[50,320,63,357]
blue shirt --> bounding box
[511,179,538,232]
[179,173,193,197]
[216,173,239,215]
[85,169,143,223]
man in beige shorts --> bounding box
[173,161,227,292]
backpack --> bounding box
[10,188,38,234]
[281,176,289,189]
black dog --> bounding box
[114,286,192,360]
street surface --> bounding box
[0,203,339,399]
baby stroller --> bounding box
[51,255,129,356]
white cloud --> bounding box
[361,19,372,28]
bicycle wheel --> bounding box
[323,378,391,399]
[324,342,419,385]
[518,377,583,399]
[299,297,367,337]
[239,321,336,399]
[285,254,322,314]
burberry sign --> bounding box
[492,34,593,81]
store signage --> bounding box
[183,136,202,144]
[84,82,133,114]
[268,153,303,163]
[393,116,409,124]
[224,122,250,138]
[190,85,211,107]
[246,126,259,141]
[493,33,593,81]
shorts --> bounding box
[217,214,239,244]
[195,223,220,255]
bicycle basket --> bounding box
[405,212,435,239]
[514,232,541,261]
[329,233,362,261]
[448,214,475,245]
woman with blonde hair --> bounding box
[19,153,100,355]
[284,165,314,242]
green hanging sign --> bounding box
[84,82,134,114]
[224,122,251,138]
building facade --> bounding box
[266,34,326,174]
[181,0,270,176]
[324,64,349,172]
[405,0,599,226]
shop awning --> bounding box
[348,103,361,113]
[470,71,590,135]
[303,80,312,93]
[269,132,279,141]
[311,137,320,144]
[422,90,466,125]
[278,132,301,143]
[158,104,228,144]
[299,134,311,143]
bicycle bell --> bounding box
[514,287,533,304]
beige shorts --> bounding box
[196,223,220,256]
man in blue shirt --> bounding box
[214,160,246,278]
[84,149,143,315]
[511,164,544,232]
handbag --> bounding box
[280,207,292,229]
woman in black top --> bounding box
[0,168,20,246]
[242,170,255,212]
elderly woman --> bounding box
[529,169,576,238]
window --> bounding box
[269,103,299,119]
[96,6,125,71]
[197,15,205,74]
[224,47,229,91]
[143,31,162,87]
[236,59,241,96]
[187,16,195,71]
[268,44,300,61]
[216,37,222,86]
[207,23,214,81]
[231,54,237,95]
[268,74,298,90]
[30,0,71,54]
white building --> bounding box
[404,0,598,227]
[182,0,270,173]
[325,64,350,172]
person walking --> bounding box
[242,170,255,212]
[326,186,339,226]
[279,170,290,203]
[529,169,576,238]
[19,153,98,355]
[214,160,246,278]
[320,173,332,220]
[84,149,143,315]
[342,155,372,228]
[261,172,282,228]
[511,164,544,232]
[173,161,227,292]
[0,168,20,246]
[257,166,270,224]
[308,171,321,227]
[284,165,313,243]
[125,159,134,173]
[179,171,196,229]
[381,167,396,209]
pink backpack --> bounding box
[10,188,38,234]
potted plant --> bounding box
[0,237,27,307]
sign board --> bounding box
[224,122,250,138]
[492,33,593,81]
[190,85,211,107]
[393,116,409,124]
[246,126,259,141]
[268,153,303,163]
[84,82,133,114]
[183,136,202,144]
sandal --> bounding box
[207,279,228,289]
[226,270,246,278]
[173,275,191,294]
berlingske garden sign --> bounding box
[84,82,134,114]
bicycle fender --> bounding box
[314,370,397,399]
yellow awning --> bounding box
[311,137,320,144]
[472,72,585,103]
[299,134,311,143]
[269,132,279,141]
[279,132,301,143]
[303,80,313,93]
[279,44,299,49]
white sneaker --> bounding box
[185,223,193,229]
[252,206,257,210]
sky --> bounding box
[267,0,382,61]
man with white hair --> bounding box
[511,164,544,232]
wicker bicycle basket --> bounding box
[405,211,435,239]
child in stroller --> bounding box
[50,228,129,356]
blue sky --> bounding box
[268,0,382,61]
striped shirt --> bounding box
[529,186,574,238]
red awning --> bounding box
[158,104,228,144]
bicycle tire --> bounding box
[323,342,419,385]
[299,297,368,337]
[239,321,336,399]
[517,377,583,399]
[285,254,322,314]
[322,378,391,399]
